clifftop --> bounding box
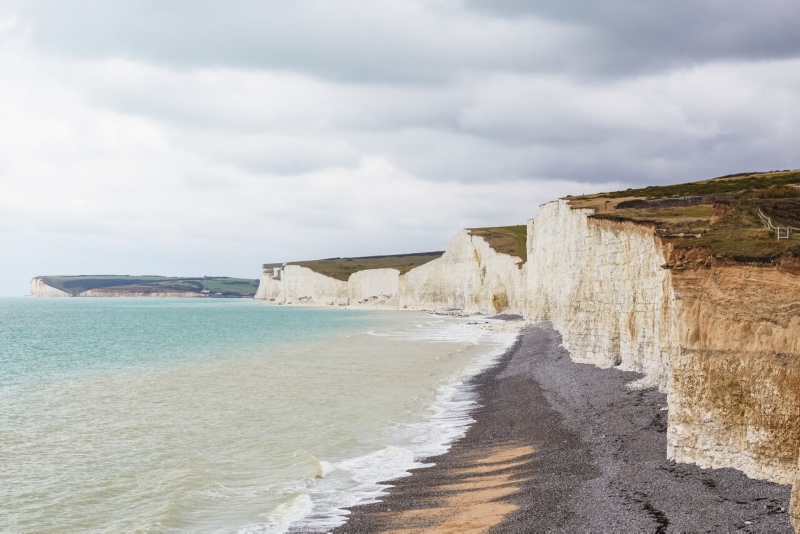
[467,225,527,263]
[266,225,529,282]
[566,169,800,262]
[264,251,445,282]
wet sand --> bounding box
[333,322,792,533]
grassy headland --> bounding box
[581,169,800,201]
[40,275,260,297]
[271,252,445,282]
[569,169,800,260]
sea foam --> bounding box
[282,319,516,533]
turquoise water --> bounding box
[0,298,514,532]
[0,298,371,388]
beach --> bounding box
[335,321,793,533]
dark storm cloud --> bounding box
[465,0,800,75]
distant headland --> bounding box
[29,275,259,298]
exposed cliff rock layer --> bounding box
[348,269,400,308]
[668,252,800,485]
[522,200,800,508]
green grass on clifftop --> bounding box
[276,252,445,282]
[678,198,800,258]
[468,225,527,263]
[598,170,800,200]
[576,169,800,260]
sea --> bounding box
[0,297,516,533]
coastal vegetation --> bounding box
[594,169,800,200]
[468,225,528,263]
[39,275,260,297]
[578,169,800,260]
[276,252,445,282]
[679,198,800,258]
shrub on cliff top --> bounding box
[740,185,800,200]
[599,170,800,200]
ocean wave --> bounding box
[239,494,314,534]
[282,322,517,533]
[364,319,484,344]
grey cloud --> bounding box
[58,54,800,188]
[17,0,572,83]
[465,0,800,75]
[17,0,800,85]
[5,5,800,200]
[14,1,800,189]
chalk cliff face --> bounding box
[524,200,677,391]
[397,230,524,314]
[29,278,70,297]
[255,267,283,301]
[268,265,349,306]
[522,200,800,500]
[348,268,400,308]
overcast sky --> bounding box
[2,1,800,295]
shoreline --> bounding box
[272,311,520,532]
[333,322,792,533]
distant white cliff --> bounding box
[29,278,70,297]
[28,278,202,298]
[256,229,525,315]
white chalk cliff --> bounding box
[397,230,524,314]
[348,268,400,308]
[524,200,677,392]
[257,229,525,315]
[29,278,70,297]
[257,265,348,306]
